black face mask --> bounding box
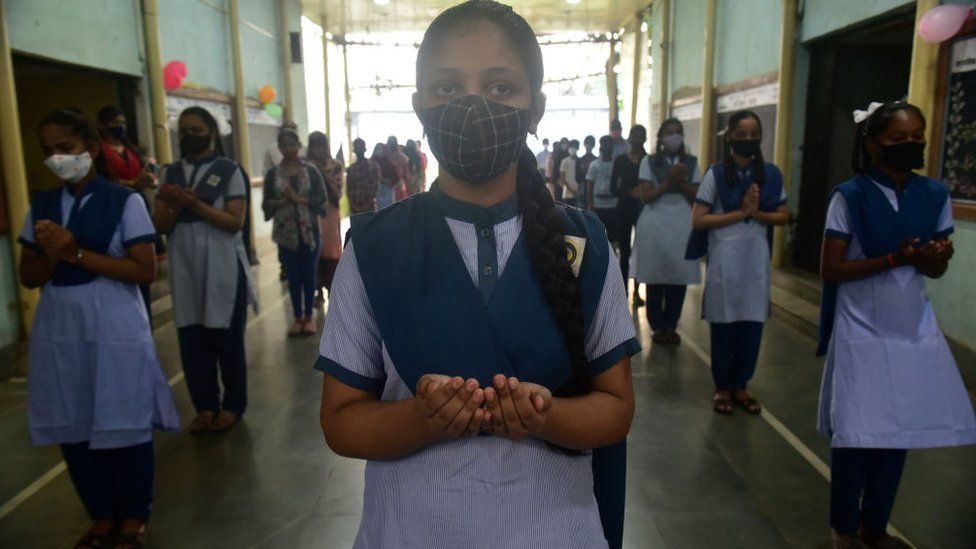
[730,138,761,158]
[880,141,925,172]
[180,134,212,157]
[107,125,126,140]
[419,94,532,184]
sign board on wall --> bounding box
[940,35,976,206]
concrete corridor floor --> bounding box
[0,253,973,549]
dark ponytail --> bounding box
[420,0,590,396]
[722,110,765,188]
[851,101,925,173]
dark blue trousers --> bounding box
[646,284,687,332]
[592,439,627,549]
[177,265,248,416]
[60,441,154,520]
[830,448,907,536]
[709,321,764,390]
[279,238,321,318]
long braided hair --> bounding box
[418,0,591,396]
[722,110,766,187]
[851,101,925,174]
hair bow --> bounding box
[852,102,884,124]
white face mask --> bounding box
[44,152,93,183]
[661,133,684,154]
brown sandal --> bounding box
[208,410,239,431]
[713,390,734,415]
[189,411,215,433]
[732,390,762,415]
[114,520,148,549]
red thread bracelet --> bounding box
[887,253,898,268]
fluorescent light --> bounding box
[566,0,582,4]
[374,0,390,5]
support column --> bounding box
[630,14,644,128]
[698,0,717,165]
[278,0,295,122]
[771,0,798,268]
[607,38,620,122]
[657,0,671,126]
[320,12,332,149]
[141,0,173,165]
[907,0,941,176]
[228,0,256,259]
[0,0,37,334]
[342,41,353,157]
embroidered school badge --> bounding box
[206,174,221,187]
[564,235,586,277]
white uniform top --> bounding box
[694,167,787,323]
[633,155,702,285]
[318,213,637,548]
[161,159,257,328]
[586,158,617,210]
[560,156,580,198]
[817,182,976,449]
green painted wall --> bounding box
[0,237,20,347]
[158,0,232,93]
[670,0,706,94]
[5,0,144,76]
[800,0,913,42]
[928,221,976,347]
[714,0,782,86]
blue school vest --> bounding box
[163,155,241,225]
[29,176,135,286]
[349,189,631,548]
[685,161,784,260]
[816,169,950,356]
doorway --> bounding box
[792,10,916,271]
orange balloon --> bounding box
[259,85,276,104]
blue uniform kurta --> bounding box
[818,173,976,449]
[316,186,639,548]
[19,178,179,449]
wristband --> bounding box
[887,253,899,268]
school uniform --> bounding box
[316,183,640,548]
[587,157,617,232]
[635,153,701,333]
[817,167,976,534]
[688,162,786,390]
[19,175,179,519]
[610,153,645,283]
[160,155,257,417]
[262,162,328,317]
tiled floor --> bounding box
[0,248,973,548]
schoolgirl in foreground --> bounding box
[154,106,257,433]
[688,110,789,415]
[817,101,976,549]
[19,109,178,548]
[316,2,638,547]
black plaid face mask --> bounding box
[419,95,533,184]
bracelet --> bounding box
[887,253,899,268]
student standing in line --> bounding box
[316,2,638,547]
[633,118,701,345]
[558,138,581,203]
[403,139,424,197]
[19,109,179,548]
[610,125,647,306]
[374,143,401,209]
[548,137,569,198]
[535,137,551,180]
[153,106,257,433]
[346,138,382,214]
[817,101,976,549]
[263,130,328,335]
[587,135,617,228]
[306,132,344,302]
[609,119,630,159]
[579,134,598,208]
[688,110,788,415]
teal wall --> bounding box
[714,0,782,86]
[158,0,232,93]
[670,0,706,94]
[800,0,913,42]
[0,237,19,347]
[5,0,144,76]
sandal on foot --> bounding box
[288,320,303,337]
[713,390,734,415]
[832,530,867,549]
[666,332,682,345]
[208,410,239,431]
[114,521,148,549]
[189,411,215,433]
[301,319,318,336]
[732,390,762,415]
[651,331,669,344]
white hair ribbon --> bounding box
[853,102,884,124]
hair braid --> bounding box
[516,148,590,396]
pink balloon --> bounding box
[918,5,973,43]
[163,72,182,91]
[165,60,188,79]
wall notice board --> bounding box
[935,21,976,220]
